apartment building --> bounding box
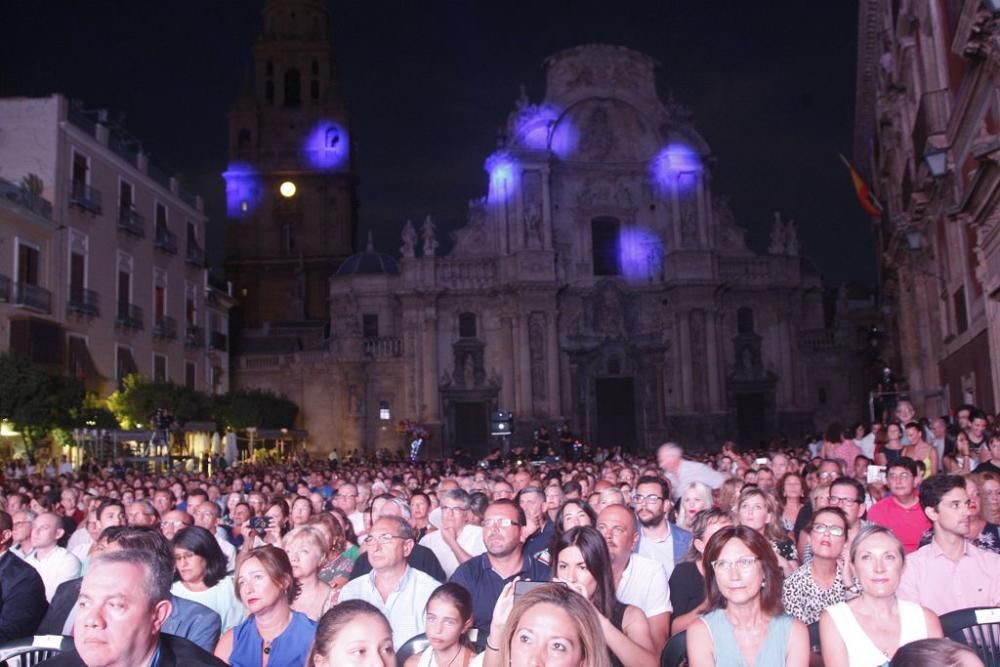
[0,94,231,396]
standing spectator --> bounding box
[0,510,47,642]
[595,504,671,650]
[404,583,475,667]
[633,475,690,580]
[897,474,1000,615]
[903,422,939,478]
[339,516,439,649]
[25,512,80,601]
[966,410,989,457]
[450,499,550,647]
[866,458,930,553]
[418,489,485,578]
[657,443,725,500]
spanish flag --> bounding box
[840,154,883,218]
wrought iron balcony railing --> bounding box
[153,315,178,339]
[116,302,143,330]
[210,331,228,351]
[69,181,102,215]
[67,287,99,317]
[14,282,52,313]
[154,224,178,254]
[185,324,205,347]
[118,205,145,237]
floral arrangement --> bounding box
[396,419,432,440]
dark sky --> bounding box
[0,1,876,287]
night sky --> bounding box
[0,1,875,287]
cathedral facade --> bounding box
[228,7,855,455]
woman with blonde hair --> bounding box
[736,487,798,575]
[283,525,336,621]
[676,481,714,531]
[483,582,612,667]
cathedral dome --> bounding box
[336,232,400,276]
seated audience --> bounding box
[26,511,81,601]
[171,526,245,632]
[283,525,336,621]
[404,583,475,667]
[889,638,985,667]
[782,507,855,625]
[0,509,47,642]
[736,487,798,575]
[308,600,396,667]
[866,457,929,553]
[668,508,733,636]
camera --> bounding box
[249,516,271,534]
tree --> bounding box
[212,388,298,430]
[106,375,209,428]
[0,353,84,460]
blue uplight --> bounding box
[222,162,261,218]
[620,226,664,283]
[513,105,560,151]
[550,117,580,159]
[486,154,517,203]
[651,143,702,193]
[303,121,349,170]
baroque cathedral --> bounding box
[227,0,862,456]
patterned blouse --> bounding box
[781,563,851,625]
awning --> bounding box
[117,347,138,380]
[68,336,103,392]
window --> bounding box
[362,314,379,339]
[280,222,296,254]
[117,252,133,316]
[185,361,197,390]
[966,224,983,297]
[955,287,968,334]
[737,307,755,334]
[311,79,320,101]
[119,179,134,211]
[284,68,301,107]
[17,242,40,286]
[116,345,137,389]
[153,354,167,382]
[379,400,391,421]
[591,217,621,276]
[155,202,168,236]
[72,151,89,186]
[185,282,197,327]
[69,231,87,298]
[237,129,252,154]
[154,268,167,323]
[459,312,477,338]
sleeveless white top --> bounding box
[826,599,928,667]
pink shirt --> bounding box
[897,539,1000,615]
[832,440,863,465]
[866,496,931,553]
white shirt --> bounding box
[616,554,672,616]
[26,546,81,602]
[637,525,676,580]
[216,534,237,573]
[66,525,92,552]
[419,524,486,578]
[339,565,440,649]
[348,510,366,537]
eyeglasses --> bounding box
[711,556,759,572]
[440,506,468,514]
[887,472,913,481]
[811,523,846,536]
[632,494,664,505]
[827,496,859,506]
[160,520,187,528]
[363,533,408,546]
[482,518,518,529]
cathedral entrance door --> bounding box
[735,392,766,448]
[595,378,636,450]
[454,401,489,456]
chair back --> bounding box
[0,635,74,667]
[396,633,431,667]
[939,606,1000,667]
[660,630,687,667]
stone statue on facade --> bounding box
[400,219,417,258]
[785,219,800,257]
[422,215,439,257]
[768,211,786,254]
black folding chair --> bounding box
[660,630,687,667]
[0,635,75,667]
[395,633,431,667]
[939,607,1000,667]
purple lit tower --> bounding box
[224,0,357,328]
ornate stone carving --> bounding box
[529,312,547,404]
[522,170,544,248]
[421,215,438,257]
[400,219,417,258]
[768,211,787,254]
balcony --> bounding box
[69,181,102,215]
[118,205,145,237]
[0,177,53,218]
[154,225,178,255]
[186,239,205,267]
[67,287,99,317]
[116,302,143,330]
[153,315,178,339]
[14,282,52,313]
[363,337,402,358]
[185,324,204,348]
[0,274,9,302]
[210,331,228,351]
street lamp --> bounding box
[924,145,948,178]
[279,180,297,198]
[905,230,923,251]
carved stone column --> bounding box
[546,311,561,417]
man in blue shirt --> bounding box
[450,499,550,649]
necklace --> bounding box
[260,610,293,656]
[437,646,464,667]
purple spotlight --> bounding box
[222,162,261,218]
[651,143,702,193]
[303,121,349,170]
[514,105,560,150]
[486,154,517,203]
[620,226,663,282]
[550,118,580,159]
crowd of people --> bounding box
[0,399,998,666]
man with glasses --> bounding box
[597,504,672,650]
[418,489,485,578]
[333,483,365,536]
[126,500,160,528]
[159,509,193,541]
[450,499,550,650]
[866,457,930,553]
[339,515,439,650]
[11,508,35,558]
[191,501,236,573]
[898,474,1000,615]
[349,494,446,582]
[633,475,691,580]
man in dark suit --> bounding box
[37,526,221,652]
[38,548,224,667]
[0,509,48,642]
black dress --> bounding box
[609,600,628,667]
[668,561,705,618]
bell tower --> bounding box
[225,0,357,327]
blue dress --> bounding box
[229,610,316,667]
[701,609,794,667]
